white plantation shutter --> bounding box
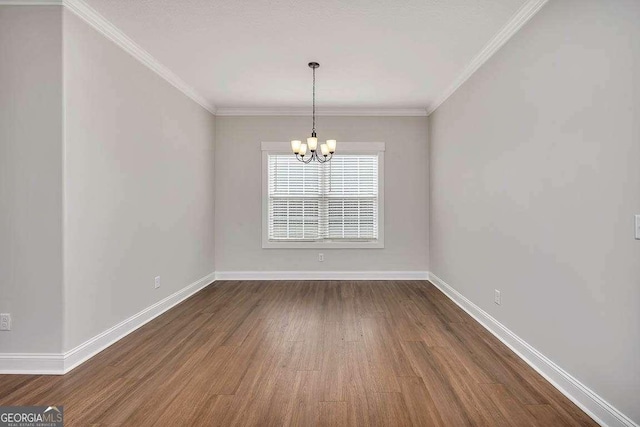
[267,154,379,242]
[268,155,321,240]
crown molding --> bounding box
[0,0,217,114]
[215,107,428,117]
[5,0,547,119]
[426,0,549,116]
[62,0,216,115]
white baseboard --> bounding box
[62,271,216,373]
[428,272,638,427]
[0,271,215,375]
[214,270,429,281]
[0,353,64,375]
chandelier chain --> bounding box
[312,66,316,134]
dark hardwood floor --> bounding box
[0,280,596,426]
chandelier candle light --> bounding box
[291,62,337,163]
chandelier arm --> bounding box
[317,152,333,163]
[296,153,314,164]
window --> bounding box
[262,142,385,248]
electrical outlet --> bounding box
[154,276,161,289]
[494,290,501,305]
[0,314,11,331]
[635,215,640,240]
[318,253,324,262]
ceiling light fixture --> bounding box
[291,62,336,163]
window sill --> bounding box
[262,240,384,249]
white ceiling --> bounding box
[81,0,530,112]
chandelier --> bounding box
[291,62,337,163]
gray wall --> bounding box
[215,116,429,272]
[0,6,64,354]
[429,0,640,422]
[62,11,216,351]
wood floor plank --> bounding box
[398,376,445,427]
[201,318,275,395]
[193,394,235,427]
[320,321,347,402]
[430,346,510,427]
[447,321,549,405]
[283,370,322,426]
[318,401,349,427]
[341,293,363,342]
[353,326,401,393]
[402,340,472,426]
[480,383,541,427]
[0,375,63,406]
[520,372,598,427]
[377,317,417,377]
[0,280,598,427]
[361,317,415,379]
[365,392,413,427]
[526,404,576,427]
[0,376,39,402]
[219,322,298,426]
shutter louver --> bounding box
[268,154,379,242]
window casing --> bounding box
[262,142,385,249]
